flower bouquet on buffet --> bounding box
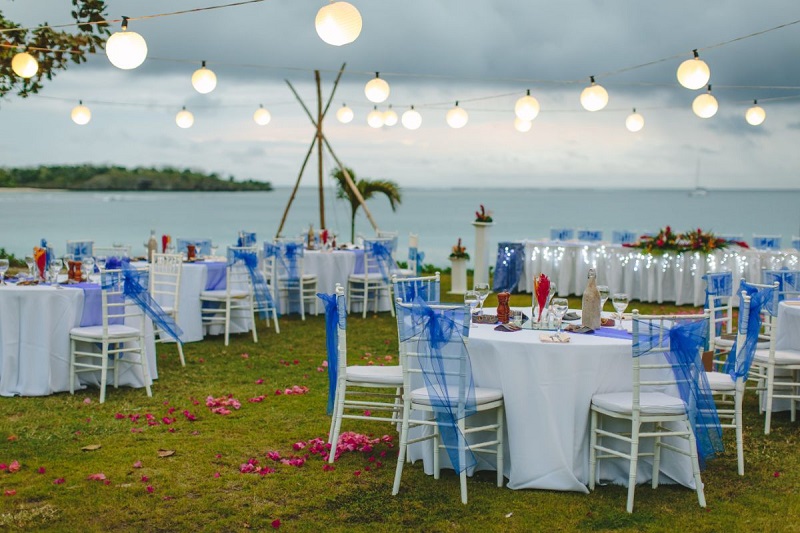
[623,226,749,255]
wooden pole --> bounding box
[275,136,317,238]
[315,70,325,230]
[322,136,379,232]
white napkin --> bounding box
[539,332,570,343]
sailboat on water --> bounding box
[689,159,708,197]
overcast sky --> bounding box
[2,0,800,189]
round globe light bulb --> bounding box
[580,81,609,112]
[401,108,422,130]
[383,108,398,127]
[514,118,532,132]
[315,1,362,46]
[11,52,38,78]
[677,57,710,90]
[692,93,718,118]
[253,106,271,126]
[71,103,91,125]
[514,94,540,121]
[625,111,644,132]
[336,104,354,124]
[446,104,469,129]
[106,28,148,70]
[367,108,384,128]
[191,65,217,94]
[745,104,766,126]
[365,76,390,103]
[176,108,194,129]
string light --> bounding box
[514,89,540,121]
[580,76,609,111]
[692,84,718,118]
[367,106,384,128]
[364,72,390,103]
[625,108,644,132]
[11,51,38,78]
[514,117,532,132]
[401,106,422,130]
[336,103,354,123]
[677,49,711,90]
[71,101,91,125]
[191,61,217,94]
[383,105,398,126]
[176,106,194,128]
[315,1,362,46]
[253,104,271,125]
[106,17,148,70]
[745,99,766,125]
[446,101,468,128]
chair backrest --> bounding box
[94,244,131,259]
[752,235,782,250]
[792,236,800,251]
[762,269,800,301]
[100,267,146,334]
[334,284,348,374]
[392,273,440,305]
[226,246,257,297]
[66,240,94,261]
[577,229,603,242]
[550,228,574,242]
[363,238,398,281]
[612,231,638,245]
[149,253,183,314]
[703,271,734,336]
[269,238,306,284]
[238,231,257,247]
[723,291,752,382]
[177,238,212,256]
[376,230,399,255]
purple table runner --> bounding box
[194,261,227,290]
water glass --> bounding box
[474,283,490,315]
[0,258,9,284]
[49,258,63,284]
[25,256,35,279]
[464,290,479,325]
[551,297,569,333]
[597,285,610,312]
[611,293,630,330]
[96,255,107,272]
[83,256,96,282]
[510,309,524,327]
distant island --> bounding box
[0,165,273,192]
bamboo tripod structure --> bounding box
[276,63,378,239]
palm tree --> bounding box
[331,167,402,242]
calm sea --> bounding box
[1,188,798,266]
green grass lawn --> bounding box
[0,276,798,532]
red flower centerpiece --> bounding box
[533,273,551,323]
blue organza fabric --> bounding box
[102,263,183,343]
[550,228,574,241]
[493,242,525,293]
[398,299,476,474]
[393,278,440,304]
[577,229,603,242]
[752,236,781,250]
[318,291,347,415]
[227,247,273,319]
[702,271,733,336]
[762,269,800,300]
[237,231,257,247]
[67,241,94,261]
[723,283,775,380]
[632,316,723,466]
[612,231,638,245]
[365,240,397,284]
[738,279,779,317]
[408,247,425,276]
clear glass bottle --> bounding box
[147,229,158,262]
[581,268,602,330]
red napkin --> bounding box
[162,235,169,253]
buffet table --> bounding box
[0,284,156,397]
[513,241,798,306]
[408,312,697,492]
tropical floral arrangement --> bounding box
[449,238,470,260]
[624,226,749,254]
[474,204,493,223]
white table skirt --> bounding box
[776,301,800,351]
[407,311,696,492]
[518,241,799,306]
[0,285,156,397]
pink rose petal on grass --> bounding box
[133,461,143,469]
[241,353,249,359]
[255,378,264,384]
[213,472,221,478]
[37,467,46,474]
[8,461,20,473]
[363,410,372,417]
[146,485,154,493]
[53,478,65,485]
[87,473,106,481]
[141,476,149,483]
[271,519,281,529]
[83,398,92,404]
[4,490,16,496]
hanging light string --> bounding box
[0,0,266,34]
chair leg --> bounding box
[139,335,153,398]
[273,309,280,334]
[496,404,505,488]
[362,283,369,319]
[589,410,598,490]
[735,390,744,476]
[299,284,306,321]
[687,421,707,508]
[392,401,412,496]
[99,342,109,404]
[176,341,186,367]
[251,300,259,344]
[224,301,231,347]
[69,339,77,395]
[765,365,775,435]
[433,420,441,479]
[328,381,346,464]
[625,421,641,514]
[651,425,662,489]
[458,417,468,505]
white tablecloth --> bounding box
[0,284,156,397]
[304,250,391,312]
[776,300,800,351]
[518,241,799,306]
[408,311,696,492]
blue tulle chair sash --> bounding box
[493,242,525,293]
[365,240,397,284]
[237,231,257,247]
[398,299,476,473]
[67,240,94,261]
[549,228,574,241]
[577,229,603,242]
[227,247,273,319]
[318,291,347,415]
[762,269,800,301]
[393,277,440,304]
[632,316,723,466]
[723,282,776,380]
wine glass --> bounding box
[611,293,630,330]
[464,290,479,326]
[0,258,9,284]
[597,285,610,313]
[96,255,107,274]
[551,297,569,333]
[474,282,490,315]
[49,258,63,284]
[25,255,35,279]
[83,256,95,282]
